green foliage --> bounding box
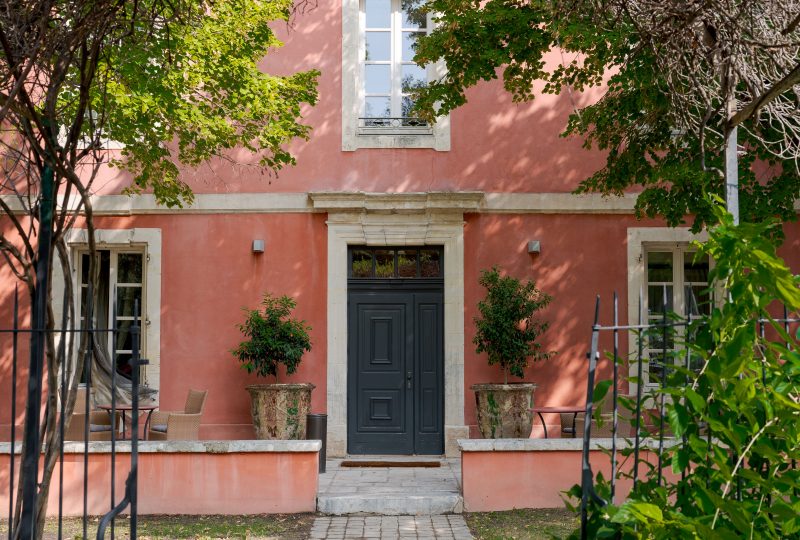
[568,203,800,539]
[473,267,553,382]
[413,1,799,231]
[83,0,319,207]
[232,293,312,382]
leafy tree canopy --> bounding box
[96,0,319,207]
[413,0,800,231]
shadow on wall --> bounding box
[463,213,659,433]
[88,3,611,197]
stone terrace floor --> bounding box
[317,457,463,515]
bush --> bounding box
[232,293,312,382]
[473,266,553,383]
[568,205,800,539]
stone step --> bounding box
[317,492,463,515]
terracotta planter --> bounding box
[247,383,315,440]
[471,383,537,439]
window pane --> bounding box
[365,96,391,118]
[365,0,391,27]
[401,96,415,117]
[647,252,673,282]
[375,250,395,278]
[402,32,425,62]
[401,64,426,92]
[684,256,709,283]
[81,253,90,284]
[397,250,418,277]
[116,286,142,317]
[401,0,427,28]
[115,320,134,352]
[116,353,134,380]
[365,64,391,94]
[420,249,441,277]
[648,358,664,385]
[117,253,143,283]
[352,249,373,278]
[365,31,390,61]
[648,285,673,314]
[687,285,711,316]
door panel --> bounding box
[348,296,413,454]
[415,294,443,454]
[347,288,443,455]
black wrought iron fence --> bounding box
[578,290,799,540]
[3,286,145,540]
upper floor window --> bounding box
[361,0,428,129]
[342,0,450,150]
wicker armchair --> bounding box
[65,387,120,441]
[560,412,579,438]
[147,389,208,440]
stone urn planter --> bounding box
[247,383,315,440]
[472,383,537,439]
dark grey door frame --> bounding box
[347,279,444,455]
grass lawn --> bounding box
[0,513,315,539]
[465,508,578,540]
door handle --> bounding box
[406,371,413,390]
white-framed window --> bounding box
[342,0,450,150]
[643,245,711,386]
[361,0,428,128]
[59,228,162,393]
[77,249,146,381]
[626,228,710,394]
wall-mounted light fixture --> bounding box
[527,240,541,254]
[252,239,265,254]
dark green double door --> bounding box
[347,282,444,455]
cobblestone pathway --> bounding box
[309,515,474,539]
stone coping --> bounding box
[0,439,322,455]
[458,437,681,452]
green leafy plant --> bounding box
[473,267,554,383]
[567,203,800,538]
[232,293,312,382]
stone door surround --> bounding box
[310,191,484,457]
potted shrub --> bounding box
[232,293,313,440]
[471,267,553,438]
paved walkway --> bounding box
[310,515,473,539]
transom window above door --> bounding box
[349,246,442,278]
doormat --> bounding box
[340,460,441,468]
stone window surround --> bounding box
[626,227,708,396]
[341,0,451,151]
[310,191,484,456]
[61,228,163,394]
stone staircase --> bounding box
[316,457,464,515]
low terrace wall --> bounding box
[0,440,320,516]
[460,438,673,512]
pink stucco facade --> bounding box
[2,0,799,454]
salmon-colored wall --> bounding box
[2,0,800,444]
[83,1,608,198]
[0,451,319,516]
[0,213,328,440]
[461,448,664,511]
[102,213,328,439]
[462,213,655,436]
